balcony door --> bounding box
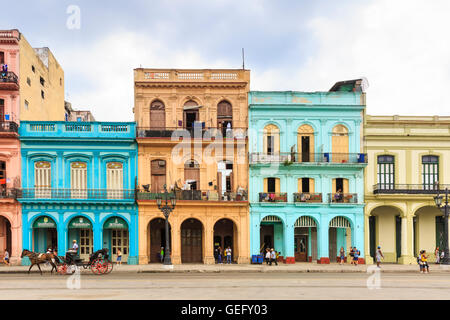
[71,162,87,198]
[0,99,4,122]
[217,100,233,137]
[151,160,166,193]
[183,100,199,130]
[107,162,123,199]
[331,125,349,163]
[377,155,395,190]
[150,100,165,129]
[35,161,51,198]
[184,160,200,190]
[297,124,314,162]
[0,161,5,197]
[422,155,439,190]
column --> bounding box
[364,207,373,264]
[354,213,365,263]
[204,215,215,265]
[127,209,138,265]
[398,213,416,264]
[250,214,261,256]
[93,212,101,252]
[283,220,295,264]
[318,213,329,264]
[171,218,181,264]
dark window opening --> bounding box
[0,52,4,64]
[267,178,276,193]
[302,178,310,193]
[41,90,45,99]
[336,178,343,192]
[267,136,274,155]
[32,65,35,73]
[40,77,45,86]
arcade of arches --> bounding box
[138,204,249,264]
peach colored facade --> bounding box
[134,69,251,264]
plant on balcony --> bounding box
[283,159,293,166]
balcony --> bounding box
[258,192,288,203]
[0,71,19,91]
[137,126,247,140]
[373,184,450,195]
[18,189,135,201]
[0,121,19,134]
[328,193,358,204]
[19,121,136,140]
[249,152,367,164]
[293,193,323,203]
[0,188,19,200]
[137,189,248,202]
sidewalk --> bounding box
[1,262,450,274]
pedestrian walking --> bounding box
[376,246,384,268]
[353,247,359,266]
[226,247,232,264]
[349,247,355,265]
[270,248,278,266]
[160,247,164,263]
[265,248,271,265]
[339,247,345,265]
[435,247,440,264]
[3,250,9,266]
[417,250,424,273]
[218,246,223,264]
[117,248,122,265]
[421,250,429,273]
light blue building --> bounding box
[19,121,138,265]
[248,80,367,264]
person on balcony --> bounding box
[334,189,343,203]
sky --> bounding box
[2,0,450,121]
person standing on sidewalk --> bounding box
[376,246,384,268]
[265,248,271,265]
[160,247,164,263]
[226,247,232,264]
[339,247,345,265]
[421,250,429,273]
[435,247,440,264]
[3,250,9,266]
[349,247,355,265]
[117,249,122,265]
[270,248,278,266]
[417,250,424,273]
[218,246,223,264]
[353,247,359,266]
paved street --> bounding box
[0,272,449,300]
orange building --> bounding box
[134,69,250,264]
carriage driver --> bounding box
[67,240,79,255]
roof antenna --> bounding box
[242,48,245,70]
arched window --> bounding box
[331,125,349,163]
[422,155,439,190]
[107,162,123,198]
[71,162,87,198]
[183,100,199,129]
[150,100,165,129]
[263,124,280,155]
[35,161,51,198]
[377,155,395,190]
[217,100,233,136]
[297,124,314,162]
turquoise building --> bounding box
[248,80,367,264]
[19,121,138,264]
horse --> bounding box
[21,249,58,275]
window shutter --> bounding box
[264,178,268,193]
[332,179,336,193]
[309,178,315,193]
[343,179,349,193]
[275,178,280,193]
[298,178,302,193]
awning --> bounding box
[68,216,92,229]
[33,216,57,228]
[103,217,128,229]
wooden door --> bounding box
[184,168,200,190]
[150,100,165,129]
[301,136,310,162]
[151,160,166,192]
[149,218,167,263]
[181,219,202,263]
[294,235,308,262]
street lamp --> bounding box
[156,184,176,265]
[434,183,449,265]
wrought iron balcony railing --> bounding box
[137,189,248,201]
[0,121,18,133]
[293,193,323,203]
[258,192,288,203]
[373,184,450,194]
[328,193,358,203]
[137,126,247,139]
[18,188,135,200]
[0,188,19,199]
[249,152,367,164]
[0,71,19,84]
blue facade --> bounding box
[19,122,138,264]
[248,88,367,263]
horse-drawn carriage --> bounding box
[56,248,113,275]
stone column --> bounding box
[317,213,330,264]
[283,219,295,264]
[204,215,215,265]
[171,219,181,264]
[364,209,373,264]
[398,214,416,264]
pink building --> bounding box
[0,30,21,265]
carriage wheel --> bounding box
[90,259,101,275]
[97,259,109,274]
[105,260,113,274]
[57,264,68,275]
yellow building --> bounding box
[134,69,250,264]
[17,30,65,121]
[364,115,450,264]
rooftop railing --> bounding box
[250,152,367,164]
[373,184,450,194]
[138,69,248,82]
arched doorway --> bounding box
[181,218,203,263]
[32,216,58,253]
[260,215,284,257]
[67,216,93,261]
[369,206,402,263]
[297,124,314,162]
[213,219,236,263]
[103,217,129,263]
[0,216,11,261]
[150,100,165,129]
[294,216,318,262]
[148,218,172,263]
[415,206,442,260]
[329,216,352,262]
